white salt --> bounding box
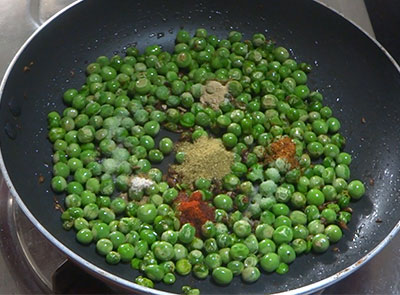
[130,176,154,192]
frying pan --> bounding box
[0,0,399,294]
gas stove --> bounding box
[0,1,399,294]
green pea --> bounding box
[308,220,325,235]
[174,243,188,260]
[135,276,154,288]
[212,267,233,285]
[277,243,296,264]
[232,220,252,238]
[108,231,125,249]
[222,133,238,149]
[148,149,164,163]
[213,194,233,211]
[312,234,330,253]
[260,252,280,272]
[223,174,240,190]
[257,238,275,255]
[230,243,249,261]
[96,238,113,256]
[255,223,274,240]
[178,223,196,244]
[180,112,195,128]
[76,228,93,244]
[289,210,307,225]
[306,188,325,206]
[276,262,289,275]
[159,137,174,154]
[347,180,365,200]
[201,221,216,238]
[176,258,192,276]
[106,251,121,265]
[321,208,337,224]
[272,225,293,245]
[241,266,260,283]
[144,264,164,282]
[272,203,290,216]
[137,204,157,224]
[324,224,343,243]
[51,176,67,192]
[193,263,209,279]
[204,238,218,254]
[226,260,243,276]
[163,272,176,285]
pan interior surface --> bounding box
[0,0,399,293]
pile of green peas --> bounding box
[48,28,366,291]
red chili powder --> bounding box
[268,136,299,169]
[175,191,215,235]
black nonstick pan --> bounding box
[0,0,399,294]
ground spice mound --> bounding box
[268,136,298,169]
[175,191,215,235]
[173,136,234,185]
[200,80,228,110]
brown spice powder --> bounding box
[172,136,234,186]
[268,136,298,169]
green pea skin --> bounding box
[223,174,240,190]
[274,215,292,228]
[108,231,125,249]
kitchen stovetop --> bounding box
[0,0,399,294]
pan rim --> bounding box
[0,0,399,294]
